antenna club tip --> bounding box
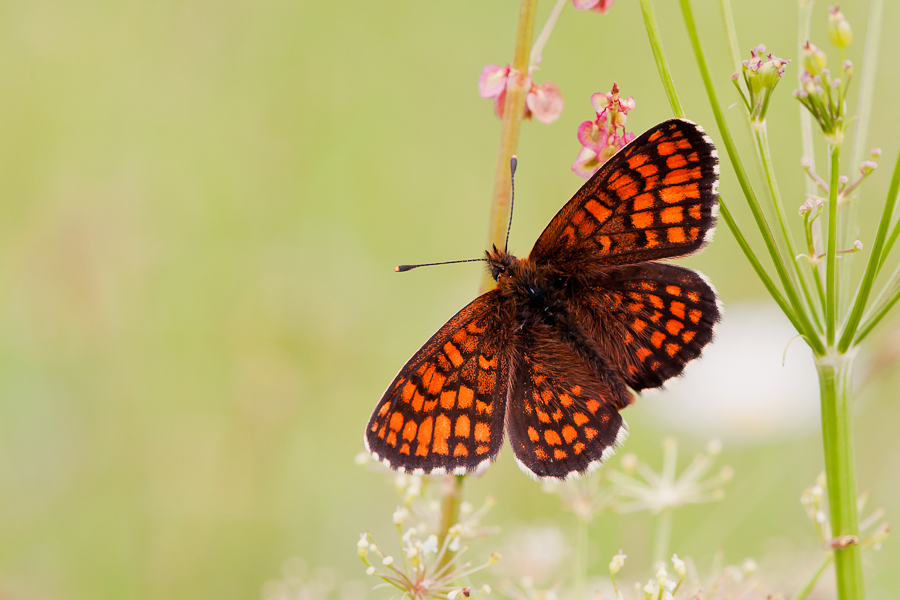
[510,156,518,174]
[395,264,414,272]
[394,266,401,272]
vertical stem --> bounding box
[815,353,865,600]
[716,0,742,74]
[639,0,684,118]
[826,145,840,346]
[753,123,823,331]
[652,508,673,566]
[436,475,465,570]
[574,516,588,600]
[481,0,538,292]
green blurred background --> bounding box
[1,1,899,598]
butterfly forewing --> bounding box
[529,119,719,268]
[366,291,512,475]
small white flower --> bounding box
[382,556,394,567]
[656,565,668,586]
[357,534,369,558]
[671,554,686,578]
[449,535,461,552]
[392,507,409,525]
[422,535,439,555]
[366,566,376,576]
[742,558,758,575]
[609,550,627,574]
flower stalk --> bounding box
[815,352,865,600]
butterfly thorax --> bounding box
[487,245,566,316]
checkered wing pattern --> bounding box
[530,119,719,268]
[506,321,630,480]
[365,291,511,475]
[576,263,721,390]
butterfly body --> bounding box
[367,119,721,480]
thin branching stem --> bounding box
[754,123,823,332]
[639,0,683,118]
[876,149,900,273]
[839,147,900,350]
[716,0,741,74]
[826,145,840,346]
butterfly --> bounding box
[365,119,721,481]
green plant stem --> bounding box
[678,0,825,356]
[789,554,833,600]
[845,0,883,247]
[716,0,741,74]
[876,148,900,273]
[436,475,465,570]
[839,147,900,351]
[639,0,683,118]
[481,0,537,292]
[574,516,587,600]
[753,123,823,332]
[854,260,900,345]
[652,507,673,566]
[815,352,865,600]
[826,145,840,346]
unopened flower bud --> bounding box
[802,41,827,77]
[382,556,394,566]
[672,554,686,578]
[366,566,376,576]
[610,551,627,574]
[871,148,882,158]
[392,507,409,525]
[854,240,863,251]
[801,156,814,169]
[828,6,853,48]
[357,534,370,557]
[656,566,668,586]
[860,161,877,174]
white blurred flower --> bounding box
[640,304,820,443]
[499,526,568,585]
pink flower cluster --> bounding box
[478,64,564,125]
[572,83,635,179]
[572,0,615,14]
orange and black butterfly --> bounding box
[365,119,721,480]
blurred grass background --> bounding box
[1,0,899,598]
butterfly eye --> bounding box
[492,265,505,281]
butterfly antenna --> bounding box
[395,257,487,272]
[504,155,517,252]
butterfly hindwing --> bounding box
[365,291,511,475]
[575,263,721,390]
[529,119,719,267]
[506,321,630,480]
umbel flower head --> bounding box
[572,82,635,178]
[478,64,563,125]
[794,40,853,145]
[732,44,790,124]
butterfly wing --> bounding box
[571,263,721,390]
[365,291,512,475]
[529,119,719,267]
[506,320,631,480]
